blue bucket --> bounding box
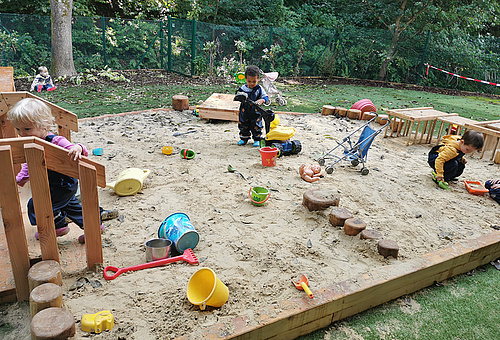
[158,213,199,253]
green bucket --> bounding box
[249,187,270,206]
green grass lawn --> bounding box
[29,79,500,339]
[36,81,500,121]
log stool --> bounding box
[321,105,336,116]
[347,109,361,120]
[172,95,189,111]
[378,239,399,258]
[329,207,353,226]
[361,112,376,121]
[343,218,366,236]
[31,307,75,340]
[28,260,62,292]
[336,107,348,117]
[30,283,63,318]
[360,229,383,240]
[303,189,340,211]
[376,114,389,125]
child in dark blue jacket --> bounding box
[236,65,269,147]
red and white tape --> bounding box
[425,63,500,87]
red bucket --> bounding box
[259,147,278,167]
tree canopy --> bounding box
[2,0,498,37]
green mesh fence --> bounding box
[1,12,499,95]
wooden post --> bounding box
[0,145,31,301]
[172,95,189,111]
[321,105,336,116]
[24,143,59,262]
[30,307,75,339]
[79,162,103,269]
[28,260,62,292]
[494,150,500,164]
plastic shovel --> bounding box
[292,274,313,299]
[103,248,199,280]
[228,164,246,180]
[173,130,196,137]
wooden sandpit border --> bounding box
[177,231,500,340]
[79,107,499,339]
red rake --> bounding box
[103,248,199,280]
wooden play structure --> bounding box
[0,92,106,303]
[0,92,78,140]
[0,67,16,92]
[384,106,500,161]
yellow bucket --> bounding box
[187,268,229,310]
[106,168,151,196]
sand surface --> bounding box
[4,109,500,339]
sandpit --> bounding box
[17,109,500,339]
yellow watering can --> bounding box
[106,168,150,196]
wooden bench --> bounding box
[384,107,458,145]
[433,115,479,145]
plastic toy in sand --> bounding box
[350,98,377,113]
[431,171,450,190]
[464,180,489,195]
[292,274,313,299]
[180,149,195,159]
[106,168,151,196]
[299,164,323,183]
[81,310,114,333]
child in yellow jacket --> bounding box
[428,130,483,183]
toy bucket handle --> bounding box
[248,187,270,205]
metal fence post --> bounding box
[416,30,431,85]
[101,16,107,67]
[160,21,164,69]
[191,19,197,76]
[167,16,172,72]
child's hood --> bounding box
[441,134,461,149]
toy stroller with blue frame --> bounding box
[316,114,389,175]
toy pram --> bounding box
[260,71,287,106]
[316,114,389,175]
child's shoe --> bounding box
[78,224,105,244]
[35,226,70,240]
[253,141,260,147]
[36,85,43,92]
[47,86,56,91]
[237,140,247,146]
[100,209,119,221]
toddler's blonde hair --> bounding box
[7,98,54,129]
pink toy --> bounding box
[299,164,323,182]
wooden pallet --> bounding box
[198,93,240,121]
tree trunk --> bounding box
[377,29,401,81]
[50,0,77,77]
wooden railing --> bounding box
[0,92,78,141]
[0,137,106,301]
